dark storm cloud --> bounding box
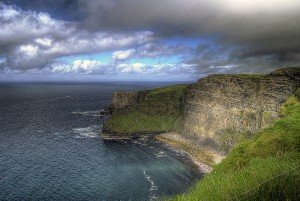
[76,0,300,72]
[1,0,300,76]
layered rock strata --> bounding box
[181,67,300,153]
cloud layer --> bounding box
[1,0,300,81]
[0,3,152,70]
[77,0,300,71]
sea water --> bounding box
[0,82,203,201]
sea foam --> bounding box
[73,125,101,138]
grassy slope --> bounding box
[165,89,300,201]
[105,84,188,133]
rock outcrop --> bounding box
[111,92,147,111]
[103,85,188,135]
[181,67,300,153]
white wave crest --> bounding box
[143,170,158,200]
[72,110,104,117]
[155,151,167,158]
[72,125,101,138]
[50,96,72,100]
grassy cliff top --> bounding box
[209,74,265,79]
[207,67,300,80]
[147,84,187,96]
[269,66,300,76]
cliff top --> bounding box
[204,67,300,81]
[147,84,187,96]
[209,74,265,79]
[269,66,300,76]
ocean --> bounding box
[0,82,203,201]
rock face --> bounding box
[111,92,146,111]
[181,67,300,153]
[103,85,188,134]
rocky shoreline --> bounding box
[155,133,214,174]
[99,130,216,174]
[100,131,164,141]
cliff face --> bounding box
[111,92,146,111]
[103,85,188,134]
[181,67,300,153]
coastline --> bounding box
[155,132,225,174]
[100,131,219,174]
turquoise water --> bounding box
[0,83,203,201]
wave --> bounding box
[72,110,104,117]
[50,96,72,100]
[73,125,101,138]
[143,170,158,200]
[155,151,167,158]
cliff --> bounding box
[102,67,300,155]
[166,89,300,200]
[111,92,146,110]
[181,67,300,153]
[102,84,188,135]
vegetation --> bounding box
[164,89,300,201]
[211,74,265,79]
[104,84,188,133]
[295,88,300,100]
[216,130,252,153]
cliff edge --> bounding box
[102,67,300,158]
[102,84,188,135]
[181,67,300,154]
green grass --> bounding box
[164,90,300,201]
[104,84,188,133]
[294,88,300,102]
[167,153,300,201]
[147,84,188,96]
[104,111,179,133]
[211,74,265,78]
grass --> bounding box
[147,84,188,96]
[211,74,265,79]
[167,153,300,201]
[104,84,188,133]
[164,89,300,201]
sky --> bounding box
[0,0,300,82]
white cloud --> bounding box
[19,45,39,57]
[111,42,192,63]
[209,64,237,69]
[0,3,20,19]
[116,62,196,75]
[51,60,111,74]
[112,49,136,60]
[117,63,145,73]
[0,3,153,70]
[0,3,71,44]
[47,59,197,75]
[35,38,53,47]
